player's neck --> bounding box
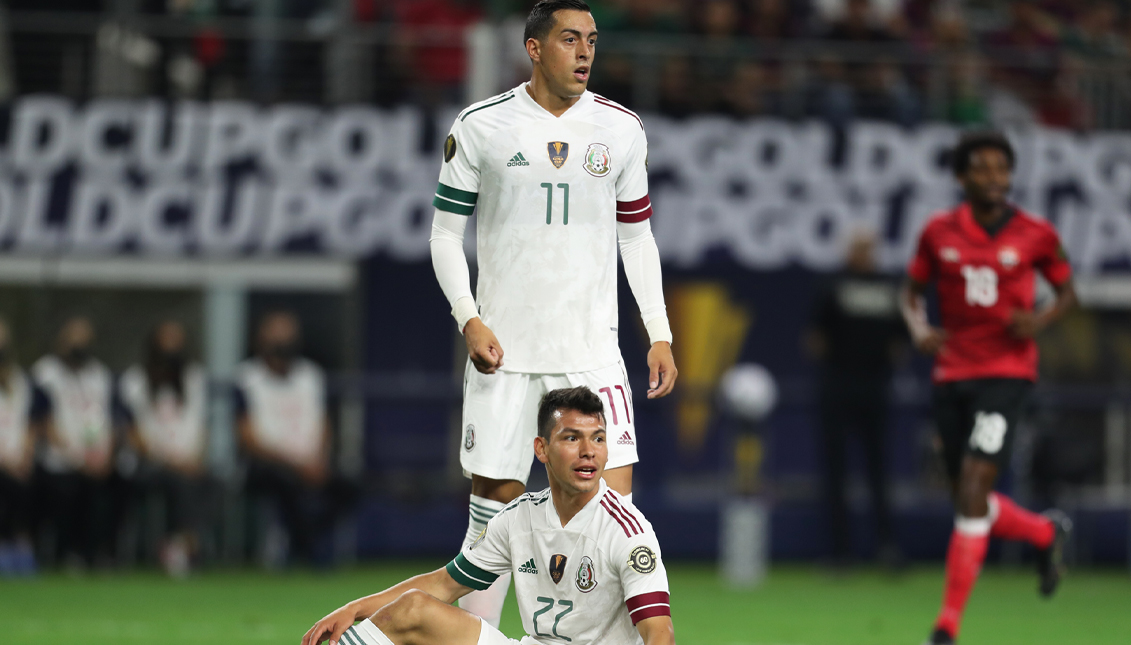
[526,75,582,117]
[968,201,1007,228]
[548,484,599,527]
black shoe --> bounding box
[1036,509,1072,598]
[922,627,955,645]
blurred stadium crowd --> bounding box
[0,311,356,578]
[3,1,1131,127]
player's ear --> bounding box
[534,435,549,464]
[526,38,540,63]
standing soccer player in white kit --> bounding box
[429,0,677,626]
[302,387,675,645]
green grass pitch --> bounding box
[0,562,1128,645]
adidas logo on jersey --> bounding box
[617,431,634,445]
[507,152,530,167]
[518,558,538,574]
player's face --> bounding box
[531,10,597,97]
[536,409,608,495]
[960,147,1012,209]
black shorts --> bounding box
[933,378,1033,481]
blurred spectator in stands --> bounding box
[33,317,115,568]
[596,0,685,33]
[396,0,484,105]
[0,320,41,576]
[985,1,1060,54]
[1061,1,1127,61]
[823,0,898,44]
[980,2,1060,127]
[805,56,856,126]
[857,58,921,124]
[806,230,905,570]
[658,56,699,118]
[590,54,636,107]
[119,321,208,578]
[926,1,971,49]
[747,0,805,42]
[821,0,920,125]
[696,0,744,110]
[983,0,1060,91]
[1037,59,1093,129]
[722,61,783,118]
[814,0,902,28]
[946,50,989,125]
[236,311,331,566]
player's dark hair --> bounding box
[951,130,1015,176]
[525,0,592,43]
[537,386,605,439]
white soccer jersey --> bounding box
[434,83,654,374]
[32,355,113,473]
[119,364,207,464]
[447,480,671,645]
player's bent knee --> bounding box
[371,590,435,634]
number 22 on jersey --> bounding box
[533,597,574,641]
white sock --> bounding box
[340,619,394,645]
[955,514,992,537]
[458,496,510,628]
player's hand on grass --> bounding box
[911,326,948,355]
[302,604,358,645]
[1008,309,1043,338]
[647,341,677,399]
[464,318,504,374]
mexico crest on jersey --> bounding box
[464,424,475,452]
[583,143,612,177]
[548,142,569,169]
[575,555,598,592]
[549,554,568,584]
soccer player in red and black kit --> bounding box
[901,131,1077,645]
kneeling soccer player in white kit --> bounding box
[302,386,675,645]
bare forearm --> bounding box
[344,569,467,620]
[637,617,676,645]
[899,281,930,336]
[1037,281,1077,328]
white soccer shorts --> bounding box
[460,358,639,484]
[476,617,545,645]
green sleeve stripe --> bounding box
[446,553,499,591]
[468,501,501,516]
[469,510,494,524]
[436,183,478,204]
[433,195,476,216]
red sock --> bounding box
[989,492,1054,549]
[935,525,990,639]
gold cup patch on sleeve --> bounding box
[444,135,458,163]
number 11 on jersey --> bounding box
[541,182,570,225]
